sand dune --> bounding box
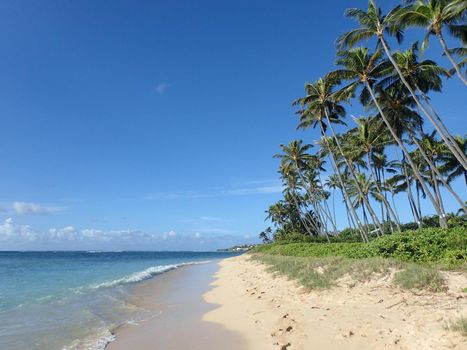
[203,254,467,350]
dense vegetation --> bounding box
[254,227,467,267]
[260,0,467,243]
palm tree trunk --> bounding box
[400,153,422,228]
[367,152,401,232]
[362,203,369,227]
[321,197,338,234]
[324,111,384,234]
[390,191,401,224]
[416,183,424,220]
[290,161,331,238]
[365,81,448,227]
[317,173,339,233]
[331,189,337,229]
[430,165,447,226]
[436,31,467,85]
[379,35,467,170]
[416,85,467,167]
[318,122,369,242]
[341,187,356,229]
[290,191,317,236]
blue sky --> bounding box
[0,0,465,250]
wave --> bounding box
[87,260,211,290]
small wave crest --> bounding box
[87,260,211,290]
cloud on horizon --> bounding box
[0,218,256,251]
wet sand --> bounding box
[107,261,245,350]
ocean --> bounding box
[0,251,239,350]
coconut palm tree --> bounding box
[440,135,467,185]
[347,172,382,231]
[294,77,374,240]
[414,131,448,217]
[275,142,326,237]
[296,77,386,233]
[397,0,467,84]
[278,159,320,236]
[374,84,466,213]
[382,42,467,169]
[348,116,402,231]
[330,47,447,227]
[337,0,467,170]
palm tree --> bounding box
[278,161,319,236]
[374,84,466,213]
[275,142,325,237]
[330,47,448,227]
[383,42,467,170]
[349,116,402,231]
[397,0,467,85]
[347,172,381,231]
[296,77,386,233]
[337,0,467,170]
[440,135,467,185]
[294,77,374,240]
[259,227,272,243]
[415,131,448,218]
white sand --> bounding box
[203,254,467,350]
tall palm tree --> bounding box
[347,172,381,230]
[397,0,467,85]
[277,152,321,236]
[383,42,467,169]
[337,0,467,170]
[414,131,448,218]
[374,84,466,213]
[294,77,376,240]
[330,47,447,227]
[349,116,402,231]
[372,150,398,221]
[440,135,467,185]
[275,142,327,237]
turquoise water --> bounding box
[0,251,238,350]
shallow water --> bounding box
[0,251,238,350]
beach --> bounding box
[107,261,244,350]
[204,254,467,350]
[106,254,467,349]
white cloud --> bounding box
[0,218,257,250]
[0,218,38,241]
[223,185,283,196]
[12,202,64,216]
[146,180,283,200]
[154,83,170,94]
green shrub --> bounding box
[253,227,467,267]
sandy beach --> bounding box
[107,261,244,350]
[203,254,467,350]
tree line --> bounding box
[261,0,466,244]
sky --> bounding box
[0,0,465,250]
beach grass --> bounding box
[392,264,446,292]
[445,317,467,337]
[252,254,446,292]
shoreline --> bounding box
[105,254,466,350]
[106,260,245,350]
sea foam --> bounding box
[88,260,210,290]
